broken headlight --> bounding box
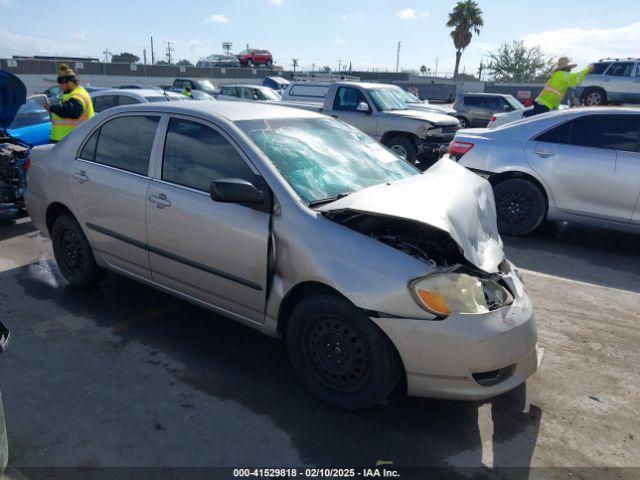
[416,122,434,139]
[410,273,513,317]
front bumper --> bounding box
[417,135,455,156]
[372,272,540,400]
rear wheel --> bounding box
[582,88,607,106]
[247,59,255,67]
[457,116,470,128]
[493,178,546,236]
[384,136,417,163]
[286,293,401,409]
[52,214,107,287]
[265,59,273,68]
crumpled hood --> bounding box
[385,108,459,126]
[0,70,27,130]
[319,158,504,273]
[407,102,457,116]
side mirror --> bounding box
[357,101,370,113]
[210,178,265,204]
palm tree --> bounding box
[446,0,484,79]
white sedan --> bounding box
[488,104,569,129]
[90,89,186,113]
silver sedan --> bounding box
[25,101,539,409]
[451,107,640,236]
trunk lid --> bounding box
[318,158,504,273]
[0,70,27,131]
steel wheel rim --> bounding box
[586,92,601,105]
[391,145,408,159]
[305,315,370,391]
[498,189,534,226]
[60,229,85,276]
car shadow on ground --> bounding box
[503,221,640,293]
[2,263,542,476]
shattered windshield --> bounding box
[238,117,419,204]
[368,88,408,111]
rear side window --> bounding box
[590,62,611,75]
[89,116,159,175]
[535,121,572,144]
[606,62,633,77]
[464,96,481,106]
[288,85,328,98]
[221,86,238,97]
[117,95,139,106]
[92,95,116,113]
[570,116,640,151]
[162,118,255,191]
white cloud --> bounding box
[335,39,346,45]
[269,0,283,5]
[73,32,86,41]
[0,0,11,7]
[0,27,87,56]
[522,22,640,67]
[204,14,230,24]
[397,8,429,21]
[340,13,365,21]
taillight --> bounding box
[490,116,497,123]
[448,141,474,157]
[25,157,31,171]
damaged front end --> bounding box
[0,137,30,220]
[320,159,517,319]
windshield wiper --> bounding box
[308,192,352,208]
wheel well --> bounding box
[488,171,549,213]
[45,202,75,234]
[456,115,469,125]
[380,131,418,146]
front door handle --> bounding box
[534,148,554,158]
[72,170,89,183]
[148,193,171,209]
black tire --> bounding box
[581,87,607,106]
[383,136,417,163]
[265,59,273,68]
[286,293,401,409]
[51,214,107,287]
[457,116,470,128]
[493,178,546,236]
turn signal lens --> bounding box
[411,273,490,317]
[416,290,451,316]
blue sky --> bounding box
[1,0,640,74]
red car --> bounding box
[237,49,273,68]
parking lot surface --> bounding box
[0,217,638,477]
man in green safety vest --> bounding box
[45,64,95,142]
[524,57,592,118]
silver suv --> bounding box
[578,58,640,106]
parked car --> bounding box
[7,95,51,146]
[488,104,569,129]
[112,82,163,91]
[576,58,640,106]
[26,101,539,409]
[169,78,220,96]
[284,82,460,163]
[237,49,273,68]
[450,107,640,236]
[453,92,525,128]
[197,54,241,69]
[1,70,32,219]
[263,76,290,94]
[90,89,185,113]
[190,90,216,101]
[218,85,282,102]
[388,85,458,116]
[0,321,9,475]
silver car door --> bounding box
[146,116,270,324]
[525,115,630,222]
[71,114,162,280]
[602,62,634,102]
[618,117,640,224]
[329,86,378,137]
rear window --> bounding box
[288,85,329,98]
[590,62,611,75]
[606,62,634,77]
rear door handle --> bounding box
[72,170,89,183]
[534,148,554,158]
[148,193,171,209]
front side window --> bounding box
[606,62,633,77]
[570,116,639,152]
[84,115,159,175]
[238,117,418,204]
[333,87,368,111]
[162,118,255,191]
[221,86,238,97]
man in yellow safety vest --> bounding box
[45,64,95,142]
[181,85,193,97]
[524,57,592,118]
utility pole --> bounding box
[292,58,299,75]
[150,37,155,64]
[434,57,439,77]
[337,59,342,72]
[143,49,147,65]
[165,41,175,64]
[102,49,112,63]
[477,61,484,81]
[395,41,401,73]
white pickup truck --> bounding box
[280,82,460,163]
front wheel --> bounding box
[383,136,417,163]
[52,214,107,287]
[247,59,255,67]
[493,178,546,236]
[286,294,401,409]
[582,88,607,106]
[265,59,273,68]
[457,116,470,128]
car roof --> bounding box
[107,99,324,122]
[223,84,269,89]
[460,92,511,97]
[91,88,168,98]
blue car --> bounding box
[7,96,51,146]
